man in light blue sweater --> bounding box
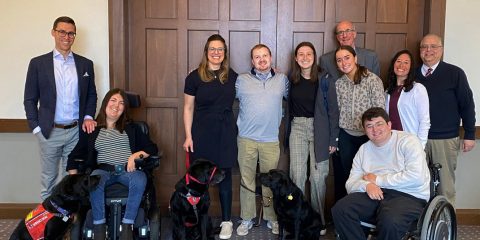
[235,44,289,236]
[332,107,430,239]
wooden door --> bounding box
[110,0,427,216]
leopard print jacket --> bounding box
[335,71,385,132]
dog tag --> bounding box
[62,216,69,222]
[287,194,293,201]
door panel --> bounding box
[113,0,427,216]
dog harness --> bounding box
[24,201,71,240]
[179,153,218,227]
[25,204,54,240]
[181,166,217,227]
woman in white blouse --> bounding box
[386,49,430,148]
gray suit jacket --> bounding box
[319,47,380,81]
[24,51,97,139]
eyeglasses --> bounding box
[208,47,225,53]
[420,44,442,50]
[336,29,355,35]
[54,29,76,38]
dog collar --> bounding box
[186,166,217,185]
[50,200,71,221]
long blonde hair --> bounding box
[198,34,230,83]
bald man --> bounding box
[320,20,380,81]
[415,33,476,206]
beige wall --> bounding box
[445,0,480,208]
[0,0,109,118]
[0,0,478,208]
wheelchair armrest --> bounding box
[72,158,93,174]
[134,155,161,171]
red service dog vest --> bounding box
[25,204,55,240]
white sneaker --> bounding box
[219,221,233,239]
[320,227,327,236]
[236,219,253,236]
[267,220,279,235]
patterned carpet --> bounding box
[1,217,479,239]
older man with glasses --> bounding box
[416,33,476,206]
[319,20,380,81]
[318,20,381,203]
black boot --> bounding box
[120,223,133,240]
[93,224,106,240]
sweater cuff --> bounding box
[464,131,476,140]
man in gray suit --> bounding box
[320,20,380,80]
[24,16,97,200]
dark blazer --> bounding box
[319,47,380,81]
[24,51,97,139]
[66,123,159,171]
[313,72,340,162]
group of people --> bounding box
[182,19,476,239]
[24,15,475,240]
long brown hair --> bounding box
[198,34,230,83]
[290,42,319,84]
[386,49,415,94]
[95,88,130,133]
[335,45,368,84]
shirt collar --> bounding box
[422,61,440,75]
[53,48,74,61]
[251,68,275,81]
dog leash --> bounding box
[180,152,205,227]
[240,181,272,227]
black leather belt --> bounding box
[54,121,78,129]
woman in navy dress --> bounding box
[183,34,238,239]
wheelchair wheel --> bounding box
[420,195,456,240]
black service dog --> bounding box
[260,169,324,240]
[170,159,225,240]
[9,174,100,240]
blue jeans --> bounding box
[90,169,147,224]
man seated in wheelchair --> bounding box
[67,88,158,239]
[332,107,430,239]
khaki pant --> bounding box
[237,137,279,221]
[425,137,460,206]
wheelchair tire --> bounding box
[420,195,457,240]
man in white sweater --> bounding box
[332,107,430,239]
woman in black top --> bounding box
[287,42,337,235]
[183,34,238,239]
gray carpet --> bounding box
[2,217,479,239]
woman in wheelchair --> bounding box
[67,88,158,240]
[332,107,431,239]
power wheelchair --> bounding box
[70,92,162,239]
[360,163,457,240]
